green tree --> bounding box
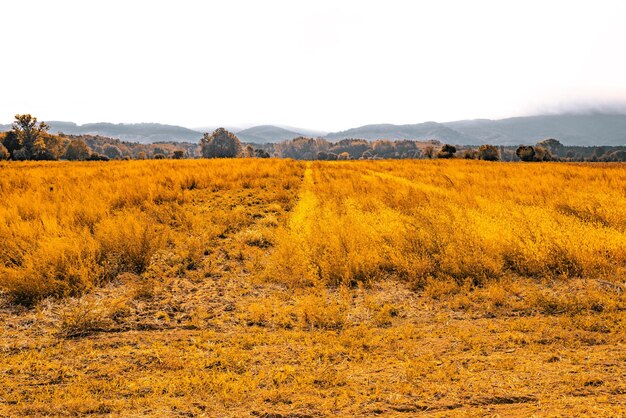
[200,128,243,158]
[172,150,185,159]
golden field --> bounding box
[0,159,625,417]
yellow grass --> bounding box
[0,159,625,416]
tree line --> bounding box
[2,115,626,162]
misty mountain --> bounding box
[45,122,203,143]
[325,121,478,144]
[276,125,328,138]
[236,125,305,143]
[325,114,626,146]
[445,114,626,146]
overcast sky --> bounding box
[2,0,626,131]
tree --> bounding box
[372,140,394,157]
[462,149,477,159]
[103,145,122,159]
[274,136,320,159]
[361,150,374,160]
[516,146,536,162]
[243,144,255,158]
[30,137,51,160]
[64,139,91,161]
[536,138,563,157]
[423,146,435,159]
[316,151,329,160]
[172,150,185,159]
[152,146,168,157]
[12,114,49,159]
[254,148,270,158]
[200,128,243,158]
[533,146,554,161]
[2,131,21,158]
[0,142,9,160]
[477,144,499,161]
[437,144,456,159]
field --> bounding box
[0,159,625,417]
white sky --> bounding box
[2,0,626,131]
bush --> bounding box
[57,296,116,338]
[95,213,164,281]
[0,237,100,306]
[87,153,109,161]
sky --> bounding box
[2,0,626,132]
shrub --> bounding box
[0,237,100,306]
[87,153,109,161]
[57,296,116,338]
[95,213,164,281]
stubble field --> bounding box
[0,159,625,416]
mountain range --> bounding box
[2,113,626,146]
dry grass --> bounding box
[0,159,625,416]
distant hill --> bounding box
[445,114,626,146]
[324,114,626,146]
[236,125,304,143]
[276,125,328,138]
[325,121,479,144]
[44,122,203,143]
